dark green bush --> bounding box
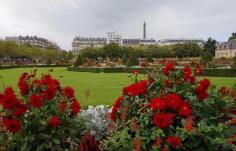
[68,67,236,77]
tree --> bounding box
[231,57,236,69]
[229,32,236,41]
[126,54,139,67]
[74,55,84,67]
[200,51,213,65]
[203,38,217,57]
[122,53,128,65]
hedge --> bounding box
[0,64,70,70]
[68,67,236,77]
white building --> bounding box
[72,37,106,56]
[5,36,59,49]
[157,38,204,46]
[215,39,236,58]
[107,32,122,46]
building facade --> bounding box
[72,37,106,56]
[5,36,59,49]
[107,32,122,46]
[158,38,204,46]
[215,39,236,58]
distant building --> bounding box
[215,39,236,58]
[107,32,122,46]
[158,38,204,46]
[139,39,156,45]
[5,36,59,49]
[72,36,106,56]
[122,39,140,47]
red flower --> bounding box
[132,70,140,75]
[70,99,81,115]
[199,78,210,89]
[165,93,182,110]
[163,63,175,75]
[196,64,202,75]
[196,86,208,101]
[63,86,75,99]
[2,117,21,133]
[111,96,122,121]
[123,80,147,96]
[48,116,60,128]
[79,131,100,151]
[153,138,163,148]
[182,65,195,83]
[166,136,182,148]
[219,86,229,95]
[0,87,21,110]
[13,104,27,117]
[43,84,56,100]
[177,102,192,118]
[152,112,175,128]
[18,73,29,96]
[149,97,166,111]
[59,101,67,113]
[30,94,43,108]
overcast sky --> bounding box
[0,0,235,50]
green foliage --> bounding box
[74,55,84,67]
[203,38,217,57]
[46,58,53,65]
[0,41,63,61]
[229,32,236,41]
[173,42,202,58]
[231,58,236,69]
[122,53,128,65]
[126,54,139,67]
[200,51,213,65]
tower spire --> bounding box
[143,21,146,39]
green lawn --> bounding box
[0,67,235,107]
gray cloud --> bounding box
[0,0,235,50]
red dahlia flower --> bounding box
[111,96,122,121]
[165,79,172,88]
[123,80,147,96]
[196,85,208,101]
[196,64,202,75]
[43,84,56,100]
[48,116,60,128]
[30,94,43,108]
[63,86,75,99]
[149,97,166,111]
[152,112,175,128]
[13,104,27,117]
[70,99,81,115]
[166,136,182,148]
[177,102,192,118]
[199,78,210,89]
[2,117,21,133]
[163,63,175,75]
[165,93,182,110]
[18,73,29,96]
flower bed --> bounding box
[101,63,236,151]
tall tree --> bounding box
[203,38,217,57]
[229,32,236,41]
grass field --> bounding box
[0,67,235,107]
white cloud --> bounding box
[0,0,235,50]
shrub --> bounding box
[101,63,236,151]
[126,54,139,67]
[74,55,84,67]
[231,58,236,69]
[0,70,83,150]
